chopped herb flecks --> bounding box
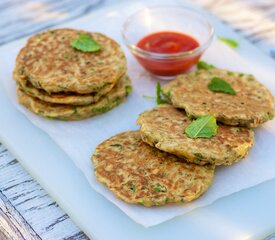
[127,182,137,193]
[239,73,244,77]
[154,183,167,192]
[19,66,25,75]
[110,143,122,148]
[125,85,132,96]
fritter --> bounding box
[14,28,127,94]
[92,130,215,207]
[17,75,132,121]
[137,104,254,166]
[162,68,274,127]
[15,73,116,105]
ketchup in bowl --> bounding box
[122,7,214,78]
[136,31,200,76]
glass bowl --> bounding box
[122,6,214,79]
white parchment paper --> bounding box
[1,1,275,227]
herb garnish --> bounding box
[196,61,215,70]
[185,115,218,139]
[218,37,239,48]
[208,77,236,95]
[156,82,168,105]
[71,33,100,53]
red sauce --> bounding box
[136,31,200,76]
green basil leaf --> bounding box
[185,115,218,139]
[208,77,236,95]
[218,37,239,48]
[197,61,215,70]
[71,33,100,52]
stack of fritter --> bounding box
[92,67,274,207]
[13,28,132,120]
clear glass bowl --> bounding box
[122,6,214,79]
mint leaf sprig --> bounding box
[185,115,218,139]
[71,33,100,53]
[208,77,236,95]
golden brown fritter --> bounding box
[162,69,274,127]
[14,28,127,94]
[92,130,214,207]
[17,75,132,120]
[137,104,254,165]
[15,73,116,106]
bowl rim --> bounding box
[121,6,215,60]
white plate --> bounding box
[1,0,275,239]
